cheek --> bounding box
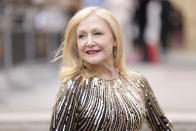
[77,42,84,54]
[77,41,81,49]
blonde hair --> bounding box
[54,6,128,81]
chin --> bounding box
[85,60,102,65]
[84,58,103,65]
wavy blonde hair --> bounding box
[54,6,128,81]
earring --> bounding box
[113,47,117,57]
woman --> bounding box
[50,6,173,131]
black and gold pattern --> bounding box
[50,72,173,131]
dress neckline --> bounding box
[94,71,124,82]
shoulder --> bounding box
[56,75,84,101]
[60,75,83,89]
[123,70,150,101]
[124,69,151,93]
[124,69,148,82]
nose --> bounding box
[86,34,95,47]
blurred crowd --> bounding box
[0,0,185,68]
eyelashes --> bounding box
[94,32,102,35]
[78,34,84,39]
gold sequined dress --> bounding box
[50,72,173,131]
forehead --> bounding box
[77,15,111,31]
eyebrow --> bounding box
[77,27,103,34]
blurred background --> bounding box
[0,0,196,130]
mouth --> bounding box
[86,50,101,55]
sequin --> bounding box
[50,72,173,131]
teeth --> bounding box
[88,50,99,53]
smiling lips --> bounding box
[86,50,101,55]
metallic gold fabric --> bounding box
[50,72,173,131]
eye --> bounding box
[78,34,85,39]
[94,32,102,35]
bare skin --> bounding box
[77,14,119,80]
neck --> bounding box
[95,64,119,80]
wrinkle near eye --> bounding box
[77,32,86,39]
[77,30,86,38]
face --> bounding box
[76,15,116,67]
